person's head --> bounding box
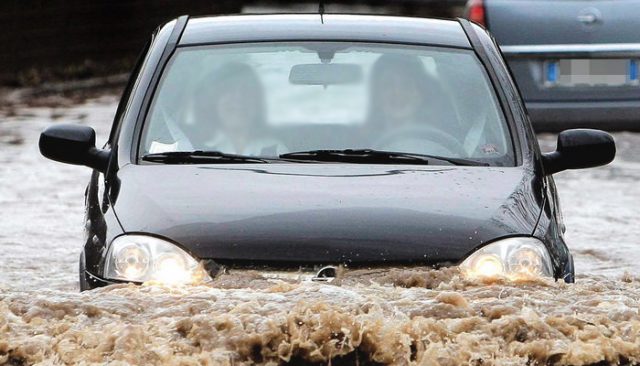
[196,62,266,138]
[369,54,431,126]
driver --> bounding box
[366,54,462,156]
[191,62,287,157]
[148,62,287,157]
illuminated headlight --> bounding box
[460,237,553,280]
[105,235,211,285]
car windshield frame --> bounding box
[136,40,520,167]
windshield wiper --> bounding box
[279,149,489,166]
[142,151,271,164]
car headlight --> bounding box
[104,235,211,285]
[459,237,554,280]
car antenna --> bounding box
[319,0,325,24]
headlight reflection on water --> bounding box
[105,235,211,285]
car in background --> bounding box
[465,0,640,131]
[39,14,615,291]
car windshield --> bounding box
[141,42,515,166]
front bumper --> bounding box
[81,258,575,291]
[526,100,640,132]
[81,270,119,290]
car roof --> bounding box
[179,14,471,49]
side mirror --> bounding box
[542,129,615,175]
[39,124,110,172]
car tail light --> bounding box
[465,0,487,27]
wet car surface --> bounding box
[1,95,640,365]
[37,15,618,291]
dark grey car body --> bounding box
[37,14,615,291]
[474,0,640,131]
[81,14,574,289]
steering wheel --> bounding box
[374,126,466,157]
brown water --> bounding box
[1,94,639,365]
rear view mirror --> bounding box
[289,63,363,85]
[39,124,110,172]
[542,129,615,175]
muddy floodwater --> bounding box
[1,94,640,365]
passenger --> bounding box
[367,54,463,155]
[192,62,287,156]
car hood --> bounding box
[111,164,543,266]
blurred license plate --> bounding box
[545,59,639,87]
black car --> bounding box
[39,14,615,291]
